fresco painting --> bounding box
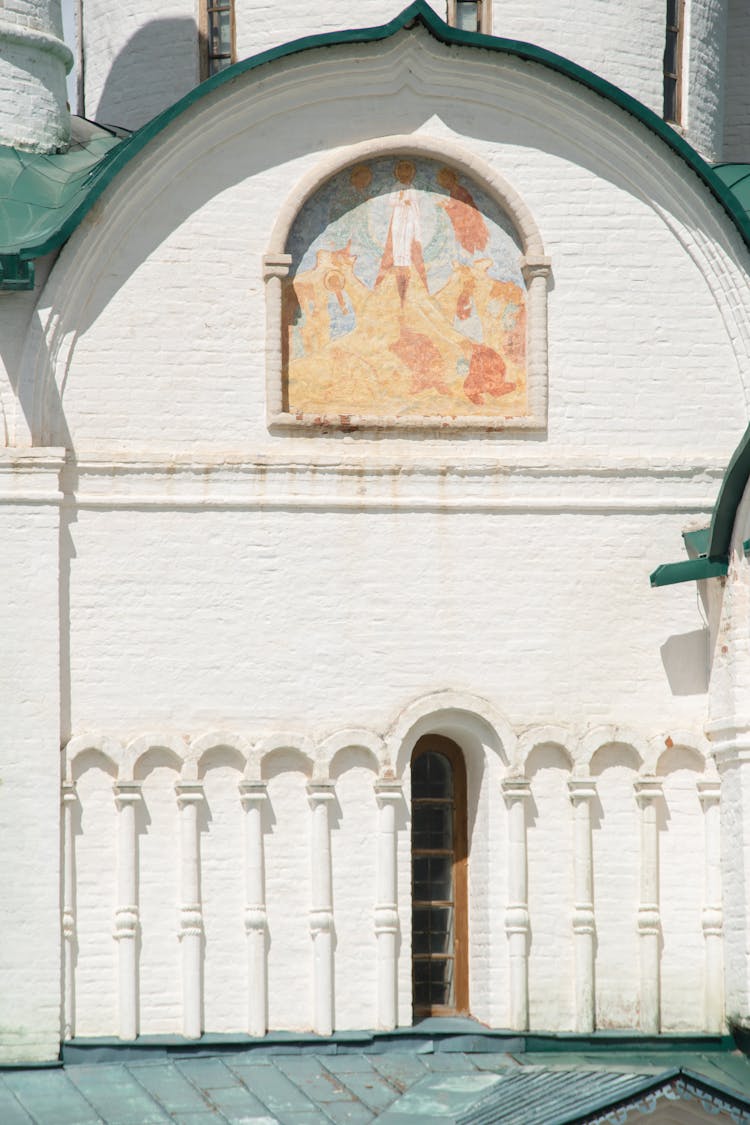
[283,157,528,419]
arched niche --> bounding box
[264,135,550,432]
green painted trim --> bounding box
[0,254,34,290]
[683,527,711,556]
[708,423,750,558]
[5,0,750,263]
[522,1031,735,1053]
[650,556,729,588]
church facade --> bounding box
[3,0,750,1067]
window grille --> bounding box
[201,0,235,80]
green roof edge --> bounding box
[651,421,750,588]
[708,421,750,558]
[8,0,750,262]
[650,556,729,587]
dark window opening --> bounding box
[663,0,685,124]
[201,0,235,80]
[411,735,469,1018]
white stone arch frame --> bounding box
[264,134,551,433]
[387,690,514,1025]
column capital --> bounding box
[175,781,204,807]
[697,779,721,808]
[307,780,336,804]
[113,781,142,808]
[263,252,292,280]
[502,776,531,803]
[374,778,403,804]
[521,254,552,282]
[568,777,597,804]
[634,778,663,807]
[239,780,268,806]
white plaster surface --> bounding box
[591,748,641,1029]
[658,749,707,1032]
[4,19,750,1059]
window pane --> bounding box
[412,751,453,799]
[664,34,677,77]
[664,76,677,121]
[455,2,480,31]
[666,0,678,27]
[413,854,453,902]
[412,801,453,851]
[208,6,232,56]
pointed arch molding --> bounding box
[264,134,551,432]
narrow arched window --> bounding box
[663,0,685,124]
[447,1,491,33]
[200,0,236,80]
[411,735,469,1018]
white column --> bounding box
[113,781,141,1041]
[521,254,552,423]
[568,777,597,1033]
[634,778,662,1034]
[374,779,402,1031]
[502,777,531,1031]
[61,781,77,1041]
[698,779,724,1033]
[176,781,204,1040]
[263,253,292,419]
[240,781,268,1038]
[307,781,335,1036]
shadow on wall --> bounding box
[92,19,200,131]
[660,629,710,695]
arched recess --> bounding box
[264,134,550,432]
[411,733,468,1018]
[390,692,511,1026]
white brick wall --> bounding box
[0,458,64,1063]
[76,0,725,160]
[4,23,750,1055]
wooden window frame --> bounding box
[199,0,236,82]
[411,734,469,1019]
[447,0,492,34]
[663,0,685,125]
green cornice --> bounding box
[650,425,750,587]
[3,0,750,276]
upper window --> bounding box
[447,1,491,33]
[663,0,685,124]
[200,0,236,81]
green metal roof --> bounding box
[3,1031,750,1124]
[0,118,125,285]
[4,0,750,290]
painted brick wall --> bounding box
[4,28,750,1055]
[0,468,63,1062]
[77,1,725,161]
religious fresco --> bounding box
[282,156,528,420]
